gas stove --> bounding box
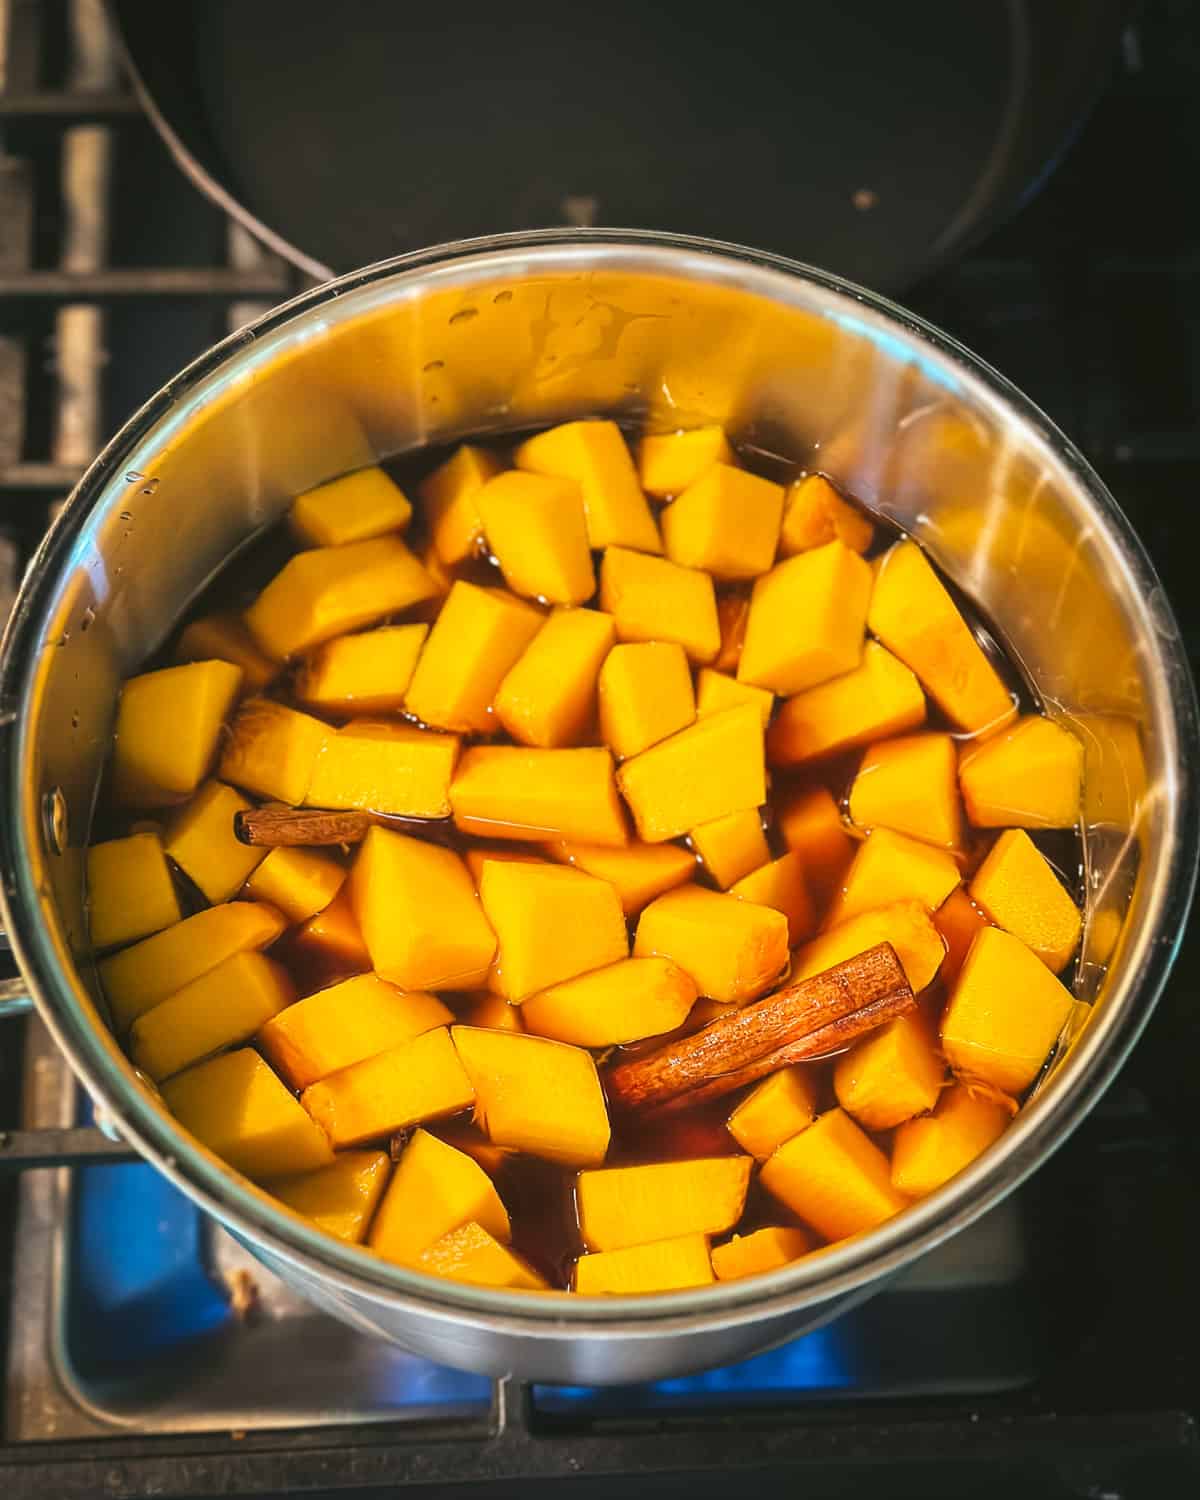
[1,3,1198,1497]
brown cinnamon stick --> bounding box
[604,942,912,1115]
[234,805,457,848]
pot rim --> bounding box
[1,227,1195,1334]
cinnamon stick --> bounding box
[604,943,912,1115]
[234,805,457,848]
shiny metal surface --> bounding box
[0,230,1194,1383]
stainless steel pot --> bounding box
[0,230,1195,1385]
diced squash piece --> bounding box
[461,991,525,1032]
[730,850,816,945]
[761,1108,910,1240]
[87,832,181,950]
[1074,711,1145,831]
[451,1026,610,1166]
[462,844,545,885]
[635,885,789,1004]
[599,546,720,664]
[779,474,873,556]
[575,1234,714,1295]
[714,590,749,672]
[940,927,1074,1093]
[711,1226,813,1281]
[769,645,926,770]
[833,1013,944,1130]
[269,1150,391,1243]
[792,899,945,993]
[451,745,628,846]
[618,704,765,843]
[578,1157,751,1251]
[868,540,1016,735]
[175,612,277,694]
[417,1221,548,1290]
[163,1048,333,1181]
[219,698,327,805]
[349,827,496,991]
[434,1122,516,1175]
[691,808,769,889]
[695,668,773,730]
[258,972,453,1089]
[969,829,1082,973]
[599,641,696,759]
[727,1066,819,1160]
[163,780,267,903]
[521,957,697,1047]
[99,901,287,1029]
[494,607,615,747]
[306,719,459,818]
[289,466,413,547]
[243,846,346,924]
[774,783,856,910]
[545,838,695,916]
[292,887,370,978]
[368,1128,510,1264]
[295,624,428,715]
[419,443,502,564]
[476,469,595,605]
[113,660,242,806]
[891,1083,1014,1198]
[245,536,438,660]
[848,733,963,850]
[638,425,733,498]
[405,581,543,733]
[301,1027,474,1147]
[932,888,991,986]
[958,715,1084,829]
[515,418,661,553]
[479,861,627,1001]
[131,951,295,1081]
[827,828,961,926]
[661,463,785,579]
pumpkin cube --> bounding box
[289,466,413,547]
[349,827,496,991]
[269,1150,391,1244]
[827,827,961,927]
[295,624,429,715]
[599,546,720,664]
[450,745,628,846]
[661,463,784,579]
[695,668,774,730]
[515,418,661,553]
[245,536,438,660]
[891,1082,1014,1198]
[494,607,615,747]
[634,884,789,1004]
[779,474,873,556]
[243,846,346,924]
[99,901,287,1029]
[163,780,267,903]
[848,732,963,849]
[461,991,525,1032]
[175,612,277,694]
[761,1108,909,1241]
[969,829,1081,973]
[638,425,733,499]
[87,832,181,950]
[368,1128,510,1264]
[711,1226,813,1281]
[730,850,816,944]
[417,1222,548,1290]
[618,704,765,843]
[478,861,628,1001]
[301,1026,474,1147]
[833,1013,944,1130]
[958,715,1084,828]
[774,783,855,911]
[434,1122,517,1176]
[163,1048,333,1181]
[258,972,453,1089]
[577,1156,751,1252]
[544,838,696,916]
[476,469,595,605]
[932,888,991,986]
[599,641,696,759]
[691,808,769,889]
[738,542,873,695]
[940,927,1074,1093]
[767,642,926,767]
[113,660,242,806]
[726,1066,818,1160]
[575,1234,714,1294]
[130,951,296,1081]
[521,957,697,1047]
[418,442,502,564]
[792,899,945,993]
[405,581,543,733]
[306,719,459,818]
[219,698,327,805]
[868,540,1016,735]
[451,1026,610,1166]
[714,590,750,672]
[291,887,370,980]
